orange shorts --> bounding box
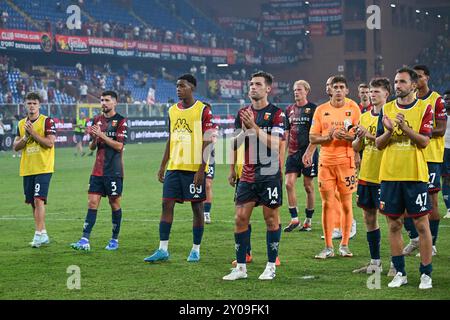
[318,163,357,194]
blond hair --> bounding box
[293,80,311,93]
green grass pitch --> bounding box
[0,142,449,300]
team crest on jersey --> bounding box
[112,120,118,127]
[345,111,352,116]
[264,112,271,120]
[305,108,311,114]
[379,201,385,211]
[173,119,192,133]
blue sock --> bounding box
[367,229,381,260]
[289,207,298,219]
[235,229,250,264]
[392,255,406,276]
[442,183,450,209]
[111,209,122,240]
[266,228,281,263]
[193,226,204,245]
[204,202,211,213]
[159,221,172,241]
[246,224,252,255]
[419,263,432,276]
[305,208,314,219]
[404,217,419,239]
[82,209,97,239]
[429,220,440,246]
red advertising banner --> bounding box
[0,28,52,52]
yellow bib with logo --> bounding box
[379,100,429,182]
[236,143,245,179]
[358,111,384,184]
[422,91,444,163]
[167,101,207,172]
[19,115,55,176]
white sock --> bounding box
[35,231,42,236]
[192,244,200,252]
[371,259,381,265]
[41,229,47,234]
[159,240,169,251]
[236,263,247,272]
[266,262,276,269]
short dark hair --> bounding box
[101,90,118,100]
[251,71,274,86]
[396,67,419,83]
[178,74,197,87]
[331,76,348,88]
[370,77,391,95]
[25,92,41,102]
[358,83,369,90]
[413,64,430,76]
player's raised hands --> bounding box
[395,113,407,130]
[383,115,394,132]
[24,120,36,137]
[355,125,367,139]
[241,109,256,131]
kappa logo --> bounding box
[173,119,192,133]
[270,200,277,205]
[193,194,200,199]
[420,206,428,212]
[324,112,330,116]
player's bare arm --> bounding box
[375,115,394,150]
[157,138,171,183]
[309,126,335,146]
[432,118,447,137]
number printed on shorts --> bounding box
[34,183,41,194]
[189,183,202,194]
[111,181,117,192]
[345,176,356,187]
[429,173,436,184]
[208,166,214,175]
[415,192,428,206]
[267,187,279,200]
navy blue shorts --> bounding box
[236,179,283,208]
[285,149,318,177]
[74,133,83,143]
[441,148,450,177]
[88,175,123,198]
[427,162,441,193]
[356,182,380,210]
[379,181,431,217]
[206,163,215,180]
[233,178,240,203]
[23,173,52,204]
[163,170,206,203]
